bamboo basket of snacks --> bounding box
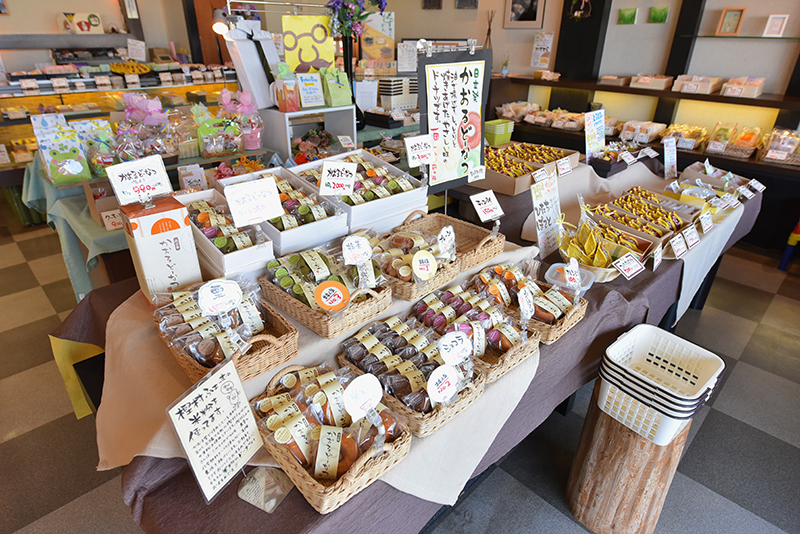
[251,364,412,514]
[258,238,393,339]
[466,263,588,345]
[336,309,495,436]
[758,128,800,167]
[152,282,299,384]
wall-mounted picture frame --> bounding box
[0,0,8,15]
[715,7,746,36]
[504,0,545,29]
[423,0,442,9]
[648,7,669,24]
[763,14,789,38]
[618,8,637,25]
[456,0,478,8]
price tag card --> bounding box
[411,112,421,123]
[20,78,38,90]
[101,209,124,231]
[737,185,755,200]
[721,192,741,209]
[428,365,459,404]
[6,109,26,120]
[683,225,701,249]
[213,68,224,80]
[748,179,766,192]
[390,110,406,121]
[178,164,208,190]
[532,168,548,183]
[343,374,382,422]
[470,190,504,222]
[319,161,357,196]
[676,138,695,150]
[642,147,659,159]
[342,235,372,265]
[619,151,637,165]
[724,85,744,97]
[314,281,350,312]
[127,38,147,62]
[106,155,173,206]
[563,258,582,291]
[707,141,726,152]
[633,133,651,144]
[637,76,653,84]
[51,78,70,94]
[167,360,262,503]
[552,120,565,129]
[95,75,111,87]
[529,171,560,258]
[682,83,699,94]
[224,176,283,227]
[124,73,141,87]
[412,250,437,280]
[709,196,729,210]
[704,158,715,175]
[663,137,678,179]
[766,149,789,161]
[670,233,688,259]
[518,286,535,322]
[612,252,645,280]
[191,70,204,82]
[556,157,572,176]
[437,225,456,256]
[437,331,472,366]
[652,242,663,271]
[159,72,174,85]
[337,135,355,149]
[605,126,617,136]
[699,211,714,234]
[198,280,243,316]
[468,165,486,183]
[404,134,434,168]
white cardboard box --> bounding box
[120,196,202,303]
[173,189,275,274]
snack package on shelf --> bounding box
[37,127,92,183]
[495,101,539,122]
[251,363,411,514]
[552,112,585,131]
[661,124,708,150]
[759,128,800,166]
[705,121,738,155]
[292,129,334,164]
[85,130,117,177]
[722,77,765,98]
[523,109,556,127]
[372,228,457,286]
[620,121,667,143]
[501,142,570,166]
[269,178,334,230]
[604,117,624,136]
[185,199,265,254]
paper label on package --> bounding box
[721,192,741,209]
[683,225,701,249]
[402,369,427,392]
[198,280,243,316]
[676,138,695,150]
[282,413,314,464]
[612,252,646,280]
[707,141,726,153]
[238,296,264,334]
[468,321,486,357]
[620,151,637,165]
[534,116,547,124]
[529,171,560,257]
[106,155,172,206]
[320,161,356,196]
[20,78,38,90]
[343,374,382,422]
[321,381,349,427]
[225,177,283,228]
[428,365,459,404]
[51,78,70,93]
[101,209,124,231]
[670,233,688,258]
[545,288,572,313]
[724,85,744,97]
[682,83,699,94]
[124,73,141,87]
[556,157,572,176]
[368,343,391,359]
[534,296,563,319]
[637,76,653,84]
[663,137,677,179]
[642,147,659,159]
[652,242,663,270]
[379,354,403,370]
[230,232,252,250]
[518,286,536,322]
[748,179,766,192]
[767,149,790,161]
[312,426,341,480]
[395,177,414,191]
[437,331,471,366]
[194,320,221,340]
[488,279,512,306]
[213,331,239,359]
[372,185,390,198]
[167,360,261,503]
[552,120,565,129]
[495,322,520,346]
[737,185,755,200]
[699,211,714,234]
[470,190,504,223]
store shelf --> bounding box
[0,78,238,98]
[357,123,420,143]
[0,33,131,50]
[508,75,800,111]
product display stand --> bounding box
[566,381,690,534]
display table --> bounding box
[74,163,761,533]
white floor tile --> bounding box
[717,253,786,293]
[12,476,142,534]
[0,361,73,445]
[0,243,26,269]
[675,307,758,359]
[713,362,800,449]
[761,295,800,337]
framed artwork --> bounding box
[0,0,8,15]
[715,7,746,36]
[618,8,637,25]
[456,0,478,8]
[763,14,789,38]
[504,0,545,29]
[423,0,442,9]
[648,7,669,24]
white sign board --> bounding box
[404,134,434,168]
[127,38,147,62]
[470,190,504,222]
[663,137,677,179]
[584,109,605,161]
[106,155,173,206]
[319,161,357,196]
[224,176,283,227]
[529,171,561,258]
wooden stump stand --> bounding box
[566,381,691,534]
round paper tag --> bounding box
[428,365,459,404]
[197,280,243,316]
[343,374,383,422]
[412,250,438,281]
[518,286,535,322]
[342,235,373,265]
[437,225,456,254]
[314,281,350,312]
[437,331,472,366]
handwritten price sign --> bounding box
[342,235,372,265]
[224,175,283,228]
[404,134,434,168]
[612,252,645,280]
[437,331,472,366]
[469,190,505,223]
[319,161,356,196]
[106,155,173,206]
[427,365,459,404]
[197,280,244,316]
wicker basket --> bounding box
[759,148,800,167]
[164,298,299,384]
[259,277,393,339]
[507,283,589,345]
[337,353,486,437]
[252,370,412,515]
[472,331,541,384]
[394,211,506,272]
[722,145,757,159]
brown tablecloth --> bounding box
[59,190,760,534]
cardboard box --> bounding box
[721,83,764,98]
[173,189,276,274]
[83,179,120,226]
[476,142,581,196]
[630,75,673,90]
[672,75,723,95]
[598,76,631,86]
[120,196,202,303]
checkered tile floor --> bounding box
[1,189,799,533]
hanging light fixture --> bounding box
[212,9,229,35]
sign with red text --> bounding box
[319,161,357,196]
[106,155,173,206]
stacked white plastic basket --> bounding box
[598,324,726,446]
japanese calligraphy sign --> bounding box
[404,134,435,168]
[470,189,504,222]
[427,364,459,404]
[529,170,561,258]
[612,252,646,280]
[320,161,357,196]
[584,109,605,161]
[342,235,372,265]
[167,360,262,503]
[106,155,173,206]
[421,53,488,189]
[437,331,472,365]
[198,280,243,316]
[663,137,677,179]
[224,176,283,228]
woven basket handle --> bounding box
[475,233,497,250]
[565,300,582,320]
[266,364,306,396]
[399,209,428,228]
[231,333,280,364]
[350,287,380,301]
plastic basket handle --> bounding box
[231,333,281,364]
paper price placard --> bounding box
[683,225,701,249]
[437,331,472,366]
[682,83,699,94]
[612,252,645,280]
[468,165,486,183]
[437,225,455,256]
[652,243,663,271]
[704,159,715,176]
[470,190,504,222]
[428,365,459,404]
[676,138,695,150]
[101,209,124,231]
[124,74,141,87]
[670,233,688,258]
[748,179,766,192]
[390,110,406,121]
[106,155,173,206]
[766,149,789,161]
[337,135,355,149]
[224,176,283,227]
[127,38,147,62]
[343,374,382,422]
[168,360,262,503]
[342,236,372,265]
[634,133,651,144]
[707,141,726,153]
[699,211,714,234]
[404,134,434,168]
[529,171,560,258]
[563,258,582,290]
[663,137,677,179]
[532,168,548,183]
[159,72,173,85]
[620,151,637,165]
[724,85,744,97]
[556,157,572,176]
[518,286,535,322]
[198,280,244,316]
[51,78,70,93]
[720,192,741,209]
[319,161,357,196]
[709,197,729,210]
[737,185,755,200]
[20,78,38,90]
[642,147,659,159]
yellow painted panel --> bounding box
[527,85,552,109]
[674,101,779,134]
[594,91,659,122]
